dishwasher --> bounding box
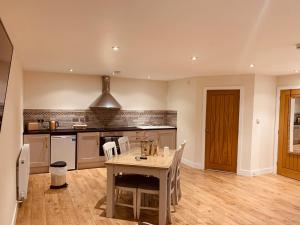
[51,135,76,170]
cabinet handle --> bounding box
[97,134,100,146]
[45,137,48,150]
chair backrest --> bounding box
[103,141,118,160]
[177,141,186,165]
[118,136,130,154]
[175,141,186,177]
[180,140,186,149]
[170,144,183,182]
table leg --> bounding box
[159,170,168,225]
[106,165,115,218]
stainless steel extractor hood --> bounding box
[90,76,121,109]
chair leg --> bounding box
[115,188,120,202]
[177,179,182,202]
[137,189,141,219]
[172,190,176,212]
[133,189,137,219]
[167,183,172,224]
[174,181,178,205]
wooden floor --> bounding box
[16,165,300,225]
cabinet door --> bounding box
[145,130,159,142]
[77,132,102,163]
[24,134,50,167]
[158,130,176,149]
[123,131,146,149]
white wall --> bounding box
[277,74,300,87]
[167,74,255,172]
[0,52,23,225]
[23,71,168,110]
[250,75,276,175]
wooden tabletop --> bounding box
[105,149,175,169]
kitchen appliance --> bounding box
[50,120,59,130]
[99,131,123,156]
[73,124,88,129]
[51,135,76,170]
[90,76,121,109]
[27,122,40,131]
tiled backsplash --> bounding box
[24,109,177,129]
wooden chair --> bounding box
[118,136,131,154]
[136,145,182,221]
[103,141,138,219]
[103,141,118,160]
[175,140,186,203]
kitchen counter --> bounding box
[23,125,177,135]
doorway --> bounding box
[205,90,240,172]
[277,89,300,180]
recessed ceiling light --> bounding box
[191,56,198,61]
[69,68,73,72]
[249,64,255,68]
[294,69,299,73]
[112,71,121,76]
[112,46,119,51]
[147,75,151,79]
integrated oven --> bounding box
[99,131,124,156]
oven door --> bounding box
[99,136,122,156]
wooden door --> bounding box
[278,89,300,180]
[205,90,240,172]
[24,134,50,168]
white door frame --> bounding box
[201,86,244,174]
[273,85,300,173]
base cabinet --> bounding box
[24,129,176,173]
[24,134,50,174]
[77,132,105,169]
[123,129,177,150]
[158,130,177,149]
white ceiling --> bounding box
[1,0,300,80]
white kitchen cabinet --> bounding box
[123,129,176,150]
[158,130,177,149]
[24,134,50,174]
[123,131,146,148]
[77,132,105,169]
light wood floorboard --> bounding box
[16,165,300,225]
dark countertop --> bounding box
[23,126,177,135]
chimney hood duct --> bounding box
[90,76,121,109]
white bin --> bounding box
[49,161,68,189]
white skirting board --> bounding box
[11,202,18,225]
[182,158,274,176]
[237,167,274,176]
[182,158,204,169]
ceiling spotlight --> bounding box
[147,75,151,79]
[191,56,198,61]
[112,71,121,76]
[112,46,119,51]
[249,64,255,68]
[294,69,299,73]
[69,68,73,72]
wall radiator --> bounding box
[17,144,30,201]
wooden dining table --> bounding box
[105,148,176,225]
